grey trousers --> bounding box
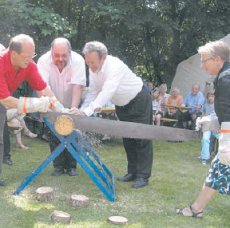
[0,104,6,174]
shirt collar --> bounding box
[99,55,108,73]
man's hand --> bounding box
[68,107,79,114]
[66,107,86,116]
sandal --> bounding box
[176,205,203,218]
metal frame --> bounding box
[14,117,116,202]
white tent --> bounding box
[171,34,230,96]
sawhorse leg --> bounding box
[14,143,66,195]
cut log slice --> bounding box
[70,194,90,207]
[108,216,128,225]
[54,115,74,136]
[35,186,54,202]
[50,210,71,224]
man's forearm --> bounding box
[37,86,55,98]
[71,85,83,108]
[0,96,19,109]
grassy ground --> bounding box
[0,135,229,228]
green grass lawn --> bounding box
[0,135,229,228]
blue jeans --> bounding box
[201,131,219,160]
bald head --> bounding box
[9,34,35,54]
[51,37,71,72]
[191,84,200,95]
[51,37,71,51]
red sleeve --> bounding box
[26,61,47,91]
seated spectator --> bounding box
[196,92,219,165]
[146,80,154,95]
[164,87,183,127]
[178,84,205,129]
[159,83,170,116]
[151,88,162,126]
[7,109,37,149]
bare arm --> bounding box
[36,86,55,98]
[0,96,19,109]
[71,84,83,108]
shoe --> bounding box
[102,135,111,141]
[51,168,64,176]
[0,180,5,186]
[201,160,207,165]
[3,157,13,166]
[117,173,136,182]
[67,168,77,176]
[132,177,148,189]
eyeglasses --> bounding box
[20,53,37,60]
[201,57,213,64]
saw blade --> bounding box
[43,113,197,141]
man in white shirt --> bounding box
[37,37,86,177]
[79,41,153,189]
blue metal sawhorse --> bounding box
[14,117,116,202]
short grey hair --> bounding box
[171,87,180,94]
[82,41,108,57]
[51,37,71,52]
[9,34,34,54]
[159,83,167,90]
[198,40,230,62]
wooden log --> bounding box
[35,186,54,202]
[70,194,90,207]
[50,210,71,224]
[108,216,128,225]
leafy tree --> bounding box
[2,0,230,86]
[0,0,70,54]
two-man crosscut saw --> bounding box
[43,113,198,141]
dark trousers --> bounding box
[47,128,76,170]
[3,121,11,159]
[177,111,202,129]
[116,86,153,179]
[0,104,6,174]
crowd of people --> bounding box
[147,82,206,130]
[147,81,218,165]
[0,34,229,219]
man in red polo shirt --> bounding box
[0,34,64,186]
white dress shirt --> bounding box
[37,51,86,108]
[81,55,143,116]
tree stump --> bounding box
[50,210,71,224]
[35,186,54,202]
[70,194,90,207]
[108,216,128,225]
